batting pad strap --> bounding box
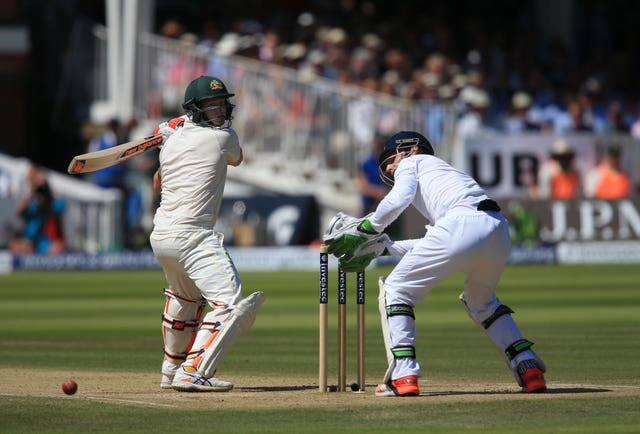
[481,304,514,330]
[162,314,201,331]
[386,304,415,319]
[391,346,416,359]
[505,339,534,361]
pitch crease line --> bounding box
[84,396,178,408]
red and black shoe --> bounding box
[375,375,420,397]
[517,360,547,393]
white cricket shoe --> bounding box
[160,360,181,389]
[171,365,233,392]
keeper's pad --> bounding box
[196,291,265,378]
[378,277,395,383]
[379,277,416,383]
[162,289,207,362]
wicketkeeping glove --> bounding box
[338,233,389,272]
[322,212,379,260]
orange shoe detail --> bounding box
[521,367,546,393]
[180,365,198,383]
[391,375,420,396]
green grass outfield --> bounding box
[1,264,639,433]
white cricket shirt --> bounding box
[369,154,488,231]
[153,119,241,229]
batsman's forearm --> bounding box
[153,170,161,194]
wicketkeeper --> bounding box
[150,76,265,392]
[323,131,546,396]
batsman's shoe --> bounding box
[375,375,420,397]
[517,360,547,393]
[160,360,181,389]
[171,365,233,392]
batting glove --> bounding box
[154,116,185,142]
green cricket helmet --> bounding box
[182,76,235,127]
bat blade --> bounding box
[67,135,163,174]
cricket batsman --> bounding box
[323,131,546,396]
[150,76,265,392]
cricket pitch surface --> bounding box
[1,367,638,410]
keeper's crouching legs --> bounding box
[160,289,207,389]
[375,278,421,397]
[460,294,547,392]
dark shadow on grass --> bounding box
[237,384,611,394]
[237,383,376,392]
[540,387,610,394]
[425,386,610,396]
[237,385,318,392]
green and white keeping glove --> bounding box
[322,212,379,260]
[338,233,389,272]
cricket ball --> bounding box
[62,379,78,395]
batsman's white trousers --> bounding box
[383,210,511,379]
[150,228,243,309]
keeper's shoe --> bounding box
[171,365,233,392]
[517,360,547,393]
[375,375,420,397]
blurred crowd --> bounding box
[154,1,640,137]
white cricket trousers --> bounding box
[150,228,243,309]
[383,210,512,379]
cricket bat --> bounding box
[67,134,163,174]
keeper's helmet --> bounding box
[378,131,434,186]
[182,76,235,127]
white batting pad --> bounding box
[197,291,266,378]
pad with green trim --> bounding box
[386,304,415,319]
[505,339,534,361]
[391,345,416,359]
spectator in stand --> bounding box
[163,33,206,115]
[382,48,413,97]
[8,164,65,255]
[356,133,388,216]
[89,118,127,192]
[553,96,593,134]
[584,145,631,199]
[453,86,492,164]
[534,139,581,200]
[602,101,628,133]
[579,77,608,133]
[88,118,138,247]
[502,91,541,133]
[258,29,281,63]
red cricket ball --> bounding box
[62,379,78,395]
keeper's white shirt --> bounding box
[153,119,242,230]
[369,154,489,232]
